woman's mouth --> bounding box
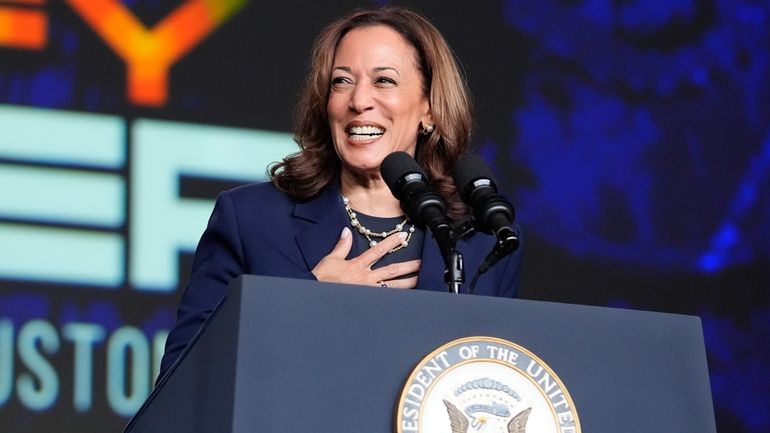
[347,125,385,141]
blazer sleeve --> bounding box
[158,191,246,379]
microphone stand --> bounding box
[432,222,464,294]
[445,249,464,294]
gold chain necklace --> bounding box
[342,196,415,253]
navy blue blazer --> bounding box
[159,181,522,377]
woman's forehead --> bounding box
[334,25,419,66]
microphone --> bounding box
[380,152,451,249]
[381,151,463,293]
[453,154,519,280]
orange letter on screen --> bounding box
[0,6,47,50]
[65,0,247,107]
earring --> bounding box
[420,123,435,135]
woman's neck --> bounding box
[340,171,403,217]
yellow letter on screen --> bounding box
[65,0,247,106]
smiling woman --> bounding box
[328,26,432,183]
[158,6,522,380]
[272,7,473,219]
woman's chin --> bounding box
[342,160,387,178]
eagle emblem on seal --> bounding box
[443,400,531,433]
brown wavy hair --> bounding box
[269,6,473,220]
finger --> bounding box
[357,231,408,266]
[379,276,418,290]
[328,227,353,259]
[372,259,421,281]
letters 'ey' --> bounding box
[65,0,247,107]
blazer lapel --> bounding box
[294,183,349,272]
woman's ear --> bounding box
[423,108,433,127]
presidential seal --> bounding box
[396,337,580,433]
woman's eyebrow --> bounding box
[374,66,400,76]
[331,66,400,76]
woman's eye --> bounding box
[375,77,397,85]
[331,77,352,87]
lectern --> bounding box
[124,275,716,432]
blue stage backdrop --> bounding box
[0,1,768,432]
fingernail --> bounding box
[341,227,351,239]
[397,231,408,240]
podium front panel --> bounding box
[126,275,715,433]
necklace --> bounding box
[343,196,415,253]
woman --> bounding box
[158,6,522,378]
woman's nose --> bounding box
[349,83,375,113]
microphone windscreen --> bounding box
[380,151,425,193]
[452,154,498,196]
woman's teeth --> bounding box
[348,125,384,140]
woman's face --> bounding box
[327,25,431,178]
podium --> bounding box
[124,275,716,432]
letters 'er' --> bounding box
[65,0,247,106]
